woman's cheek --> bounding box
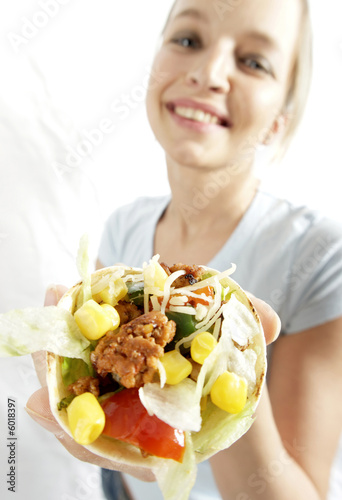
[240,86,285,144]
[256,86,286,125]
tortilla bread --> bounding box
[46,264,266,468]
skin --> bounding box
[147,0,297,264]
[27,0,342,498]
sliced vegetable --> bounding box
[160,350,192,385]
[74,300,120,340]
[57,394,75,411]
[101,389,185,462]
[186,286,215,307]
[126,282,145,306]
[190,332,217,365]
[61,357,95,387]
[165,311,198,343]
[67,392,105,445]
[210,371,247,414]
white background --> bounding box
[0,1,342,499]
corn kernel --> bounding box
[160,350,192,385]
[67,392,105,445]
[191,332,217,365]
[210,371,247,414]
[93,279,128,306]
[144,260,169,290]
[74,299,120,340]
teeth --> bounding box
[174,106,220,125]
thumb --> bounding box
[25,387,63,436]
[44,284,68,306]
[247,294,281,345]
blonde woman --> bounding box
[28,0,342,499]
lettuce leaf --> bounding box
[76,233,92,307]
[61,357,95,387]
[154,432,197,500]
[139,378,201,432]
[191,399,255,455]
[0,305,90,363]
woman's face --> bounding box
[146,0,302,170]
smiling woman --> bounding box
[1,1,342,500]
[97,1,342,499]
[147,0,310,175]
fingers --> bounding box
[247,294,281,345]
[25,387,155,482]
[55,432,155,481]
[26,387,63,435]
[44,284,68,306]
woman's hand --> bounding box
[27,284,155,481]
[26,285,280,480]
[247,293,281,345]
[25,386,155,480]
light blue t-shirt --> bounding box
[98,190,342,500]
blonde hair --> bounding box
[277,0,313,160]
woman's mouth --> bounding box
[166,102,231,130]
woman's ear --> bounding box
[262,113,289,145]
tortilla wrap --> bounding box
[46,261,266,475]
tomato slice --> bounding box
[101,389,185,462]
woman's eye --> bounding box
[170,34,201,49]
[240,56,273,75]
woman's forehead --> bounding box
[168,0,302,42]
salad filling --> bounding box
[0,253,266,500]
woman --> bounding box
[28,0,342,498]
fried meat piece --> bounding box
[160,263,205,288]
[115,300,142,325]
[67,376,100,397]
[91,311,176,389]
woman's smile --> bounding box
[165,98,232,133]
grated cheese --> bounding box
[150,295,161,311]
[168,305,197,315]
[195,303,226,336]
[160,270,186,315]
[169,295,188,306]
[144,286,164,297]
[175,329,200,350]
[195,304,208,321]
[195,278,222,330]
[168,288,215,303]
[212,318,222,340]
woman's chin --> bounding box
[165,143,218,170]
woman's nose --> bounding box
[185,45,231,94]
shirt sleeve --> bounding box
[283,217,342,334]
